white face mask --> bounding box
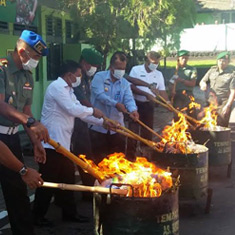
[71,76,81,88]
[86,66,97,77]
[113,69,125,80]
[148,63,158,71]
[22,58,39,71]
[22,50,39,71]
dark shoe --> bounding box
[34,217,53,227]
[62,214,90,223]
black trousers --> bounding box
[0,133,34,235]
[71,118,95,196]
[89,130,126,165]
[126,101,154,160]
[33,148,77,218]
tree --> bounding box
[61,0,196,68]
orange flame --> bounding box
[159,113,193,154]
[80,153,172,198]
[198,103,217,129]
[188,96,201,112]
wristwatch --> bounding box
[26,117,36,128]
[19,166,28,176]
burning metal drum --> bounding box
[190,128,231,167]
[143,145,208,201]
[94,188,179,235]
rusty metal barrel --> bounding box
[190,128,231,167]
[145,147,209,201]
[94,189,179,235]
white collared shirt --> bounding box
[41,77,103,150]
[129,64,166,102]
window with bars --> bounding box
[46,16,53,36]
[0,21,8,32]
[55,18,62,37]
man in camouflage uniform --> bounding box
[169,50,197,116]
[0,30,48,235]
[200,51,235,127]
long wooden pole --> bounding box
[104,117,161,152]
[42,182,128,196]
[48,139,104,183]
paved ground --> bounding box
[1,86,235,234]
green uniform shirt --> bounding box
[201,65,235,104]
[175,65,197,93]
[0,55,34,127]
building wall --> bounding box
[0,2,83,120]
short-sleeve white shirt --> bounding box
[129,64,166,102]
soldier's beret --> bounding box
[20,30,48,56]
[177,50,190,57]
[217,51,230,60]
[81,48,103,66]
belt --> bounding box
[0,125,19,135]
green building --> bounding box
[196,0,235,24]
[0,0,82,120]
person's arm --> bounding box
[0,98,49,142]
[175,78,196,87]
[200,68,211,91]
[0,141,43,189]
[23,105,46,164]
[130,84,155,101]
[222,89,235,117]
[125,75,150,87]
[159,90,170,102]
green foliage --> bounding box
[61,0,196,66]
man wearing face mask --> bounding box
[71,49,103,200]
[32,60,107,225]
[89,51,139,164]
[169,50,197,115]
[126,51,169,160]
[0,30,48,235]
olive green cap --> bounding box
[81,48,103,66]
[177,50,190,57]
[217,51,230,60]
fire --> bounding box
[158,113,194,154]
[198,103,218,130]
[188,96,201,112]
[80,153,173,198]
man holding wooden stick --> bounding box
[169,50,197,117]
[32,61,110,226]
[126,51,169,160]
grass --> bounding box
[164,58,235,68]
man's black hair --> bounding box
[110,51,127,66]
[59,60,81,77]
[145,51,161,61]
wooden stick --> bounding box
[42,182,128,196]
[104,117,161,152]
[126,112,162,140]
[156,93,199,125]
[48,139,104,183]
[135,119,162,140]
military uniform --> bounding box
[171,50,197,117]
[0,30,47,235]
[0,56,34,235]
[200,64,235,127]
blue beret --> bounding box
[20,30,48,56]
[178,50,190,57]
[217,51,230,60]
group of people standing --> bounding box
[0,29,235,235]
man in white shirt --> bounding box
[126,51,169,159]
[33,61,105,226]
